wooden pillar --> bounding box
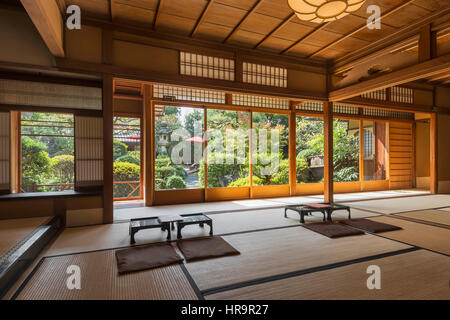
[103,74,114,223]
[430,113,438,194]
[289,102,297,196]
[323,101,334,203]
[143,84,154,206]
[10,111,20,193]
[359,120,364,191]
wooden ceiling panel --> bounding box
[258,36,294,53]
[380,4,436,28]
[156,13,197,36]
[353,23,398,42]
[69,0,110,19]
[274,21,316,42]
[329,36,371,53]
[162,0,207,20]
[115,0,158,10]
[215,0,256,11]
[407,0,447,12]
[254,0,293,20]
[239,13,283,36]
[323,15,367,36]
[304,29,344,48]
[204,2,248,28]
[113,2,155,27]
[289,43,324,57]
[228,30,264,48]
[195,22,233,42]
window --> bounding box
[206,109,250,188]
[232,94,289,110]
[333,119,360,182]
[363,121,387,181]
[113,117,142,200]
[180,52,235,81]
[296,116,324,184]
[252,112,289,186]
[154,105,204,190]
[20,112,74,192]
[153,84,226,104]
[243,62,287,88]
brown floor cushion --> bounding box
[177,236,240,262]
[341,219,402,233]
[302,222,365,238]
[115,243,183,274]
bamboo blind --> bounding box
[0,80,102,110]
[0,112,10,190]
[75,116,103,188]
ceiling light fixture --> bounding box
[288,0,366,24]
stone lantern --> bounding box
[157,121,171,156]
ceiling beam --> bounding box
[190,0,214,37]
[329,54,450,101]
[332,7,450,73]
[83,17,327,70]
[254,12,294,49]
[281,22,331,55]
[223,0,263,43]
[20,0,65,57]
[153,0,164,30]
[308,0,416,58]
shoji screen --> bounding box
[75,116,103,189]
[0,112,10,192]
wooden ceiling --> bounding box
[62,0,449,62]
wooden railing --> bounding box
[113,181,143,201]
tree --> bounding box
[21,136,52,188]
[51,155,74,183]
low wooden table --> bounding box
[285,203,351,223]
[176,213,213,239]
[129,213,213,244]
[129,217,171,244]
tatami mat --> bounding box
[397,210,450,226]
[0,217,52,259]
[14,250,198,300]
[368,216,450,255]
[207,250,450,300]
[46,208,378,257]
[185,226,410,291]
[342,195,450,214]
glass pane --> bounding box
[21,112,74,193]
[296,116,324,184]
[252,112,289,186]
[363,121,387,181]
[113,117,142,200]
[155,105,204,190]
[206,109,250,188]
[333,119,360,182]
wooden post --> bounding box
[430,112,438,194]
[143,84,153,206]
[359,120,364,191]
[103,74,114,223]
[289,102,297,196]
[323,101,334,203]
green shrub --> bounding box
[155,157,171,167]
[155,166,175,179]
[113,139,128,160]
[113,162,140,181]
[50,155,74,183]
[116,153,140,166]
[228,176,263,187]
[166,175,186,189]
[21,136,51,188]
[296,158,313,183]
